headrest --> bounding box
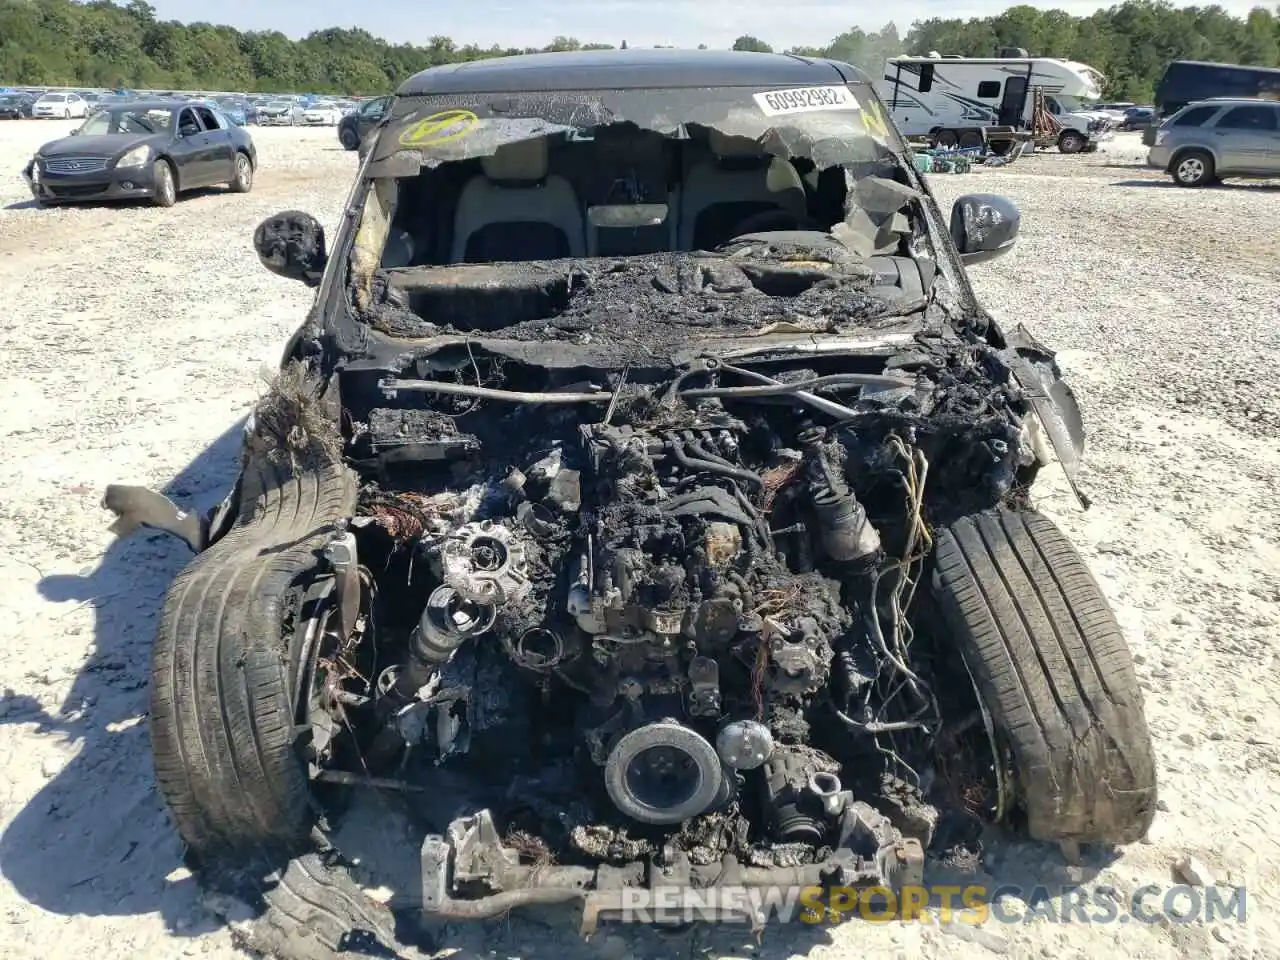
[481,138,548,181]
[708,129,765,159]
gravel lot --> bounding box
[1,123,1278,960]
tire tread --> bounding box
[931,506,1157,843]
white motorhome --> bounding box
[875,50,1116,153]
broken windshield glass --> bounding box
[342,83,933,350]
[367,83,906,176]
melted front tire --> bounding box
[149,453,358,860]
[204,847,409,960]
[930,506,1158,845]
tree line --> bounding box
[2,0,1279,101]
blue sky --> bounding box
[149,0,1268,50]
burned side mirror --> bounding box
[950,194,1020,266]
[253,210,326,286]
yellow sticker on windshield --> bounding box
[861,99,891,143]
[398,109,479,148]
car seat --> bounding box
[674,130,807,250]
[449,138,585,262]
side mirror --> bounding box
[253,211,327,287]
[950,194,1020,266]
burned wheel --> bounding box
[147,435,408,958]
[149,454,358,860]
[929,506,1157,845]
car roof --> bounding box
[1166,60,1280,73]
[396,48,867,96]
[1187,97,1280,106]
[104,99,188,111]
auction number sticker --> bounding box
[399,109,479,148]
[753,85,860,116]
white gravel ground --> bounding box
[1,123,1278,960]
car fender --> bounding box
[1169,141,1221,169]
[1000,322,1090,507]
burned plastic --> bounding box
[253,210,327,286]
[100,61,1087,947]
[949,193,1021,266]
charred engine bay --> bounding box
[314,246,1037,883]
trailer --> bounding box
[875,48,1117,154]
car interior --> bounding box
[376,122,901,268]
[176,107,201,136]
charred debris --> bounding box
[287,227,1041,882]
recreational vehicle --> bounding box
[876,50,1116,153]
[1142,60,1280,145]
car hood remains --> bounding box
[350,233,935,365]
[38,133,160,157]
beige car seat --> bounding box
[675,130,807,250]
[450,138,585,262]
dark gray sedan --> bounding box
[21,100,258,207]
[0,93,35,119]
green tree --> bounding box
[1,0,1277,98]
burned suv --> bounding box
[105,50,1155,952]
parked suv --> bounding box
[1147,97,1280,186]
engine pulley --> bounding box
[603,720,725,826]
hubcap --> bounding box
[1178,158,1204,181]
[237,156,250,184]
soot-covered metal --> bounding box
[305,224,1043,927]
[96,52,1165,956]
[104,69,1107,946]
[249,101,1049,929]
[360,240,930,350]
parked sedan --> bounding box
[258,100,304,125]
[1120,106,1155,131]
[32,91,89,119]
[0,93,35,119]
[302,100,344,125]
[22,100,257,207]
